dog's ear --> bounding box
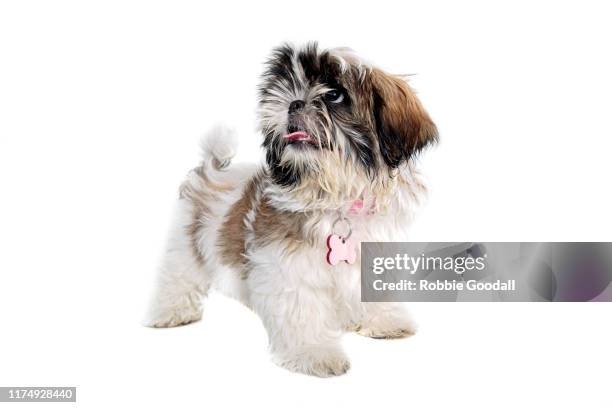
[369,68,438,168]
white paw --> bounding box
[273,345,351,378]
[357,310,417,339]
[144,297,202,328]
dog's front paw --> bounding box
[273,345,351,377]
[356,310,417,339]
[144,297,202,328]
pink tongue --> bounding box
[283,131,311,142]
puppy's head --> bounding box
[258,42,437,189]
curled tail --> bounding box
[200,124,238,170]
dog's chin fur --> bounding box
[146,43,437,377]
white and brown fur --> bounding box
[146,43,438,377]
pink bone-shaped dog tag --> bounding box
[326,234,357,265]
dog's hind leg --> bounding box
[145,199,211,328]
[145,125,241,328]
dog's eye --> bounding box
[324,89,344,104]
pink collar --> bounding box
[347,198,377,216]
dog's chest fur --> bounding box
[210,167,421,284]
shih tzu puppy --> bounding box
[146,43,438,377]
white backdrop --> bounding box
[1,1,611,407]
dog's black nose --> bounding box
[288,100,305,114]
